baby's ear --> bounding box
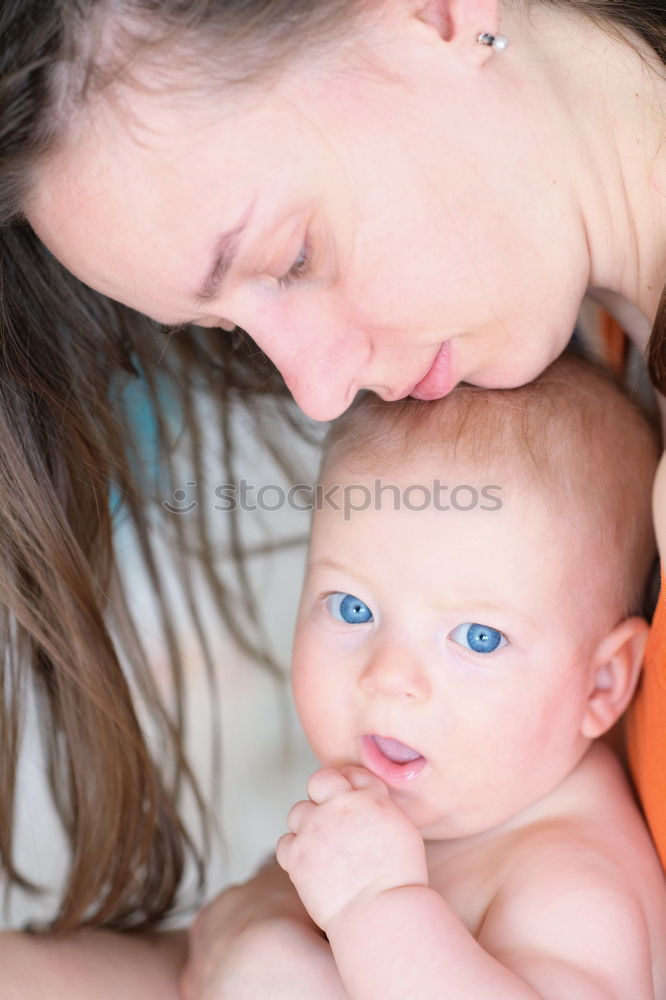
[582,618,650,739]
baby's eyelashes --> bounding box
[325,592,374,624]
[449,622,507,654]
[320,594,509,655]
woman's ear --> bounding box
[415,0,501,63]
[582,617,650,739]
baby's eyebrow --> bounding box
[308,557,372,586]
[308,562,535,627]
[444,599,535,627]
[309,557,351,574]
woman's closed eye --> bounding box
[449,622,507,654]
[325,592,374,624]
[277,236,312,289]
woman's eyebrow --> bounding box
[194,202,256,305]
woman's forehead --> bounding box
[26,81,320,305]
[26,10,412,253]
[28,59,348,223]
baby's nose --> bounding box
[359,645,431,702]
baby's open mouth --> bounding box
[371,734,423,764]
[360,734,427,783]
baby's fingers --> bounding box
[306,767,354,803]
[286,799,314,833]
[339,764,389,795]
[275,831,294,871]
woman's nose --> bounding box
[283,366,358,422]
[248,315,372,422]
[359,645,431,702]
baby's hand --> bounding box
[276,765,428,932]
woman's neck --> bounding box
[506,3,665,346]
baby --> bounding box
[276,352,666,998]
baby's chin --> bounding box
[391,789,536,845]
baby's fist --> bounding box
[276,766,427,930]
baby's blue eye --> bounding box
[450,622,506,654]
[326,592,373,624]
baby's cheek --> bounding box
[292,654,332,737]
[291,632,354,764]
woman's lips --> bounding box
[409,342,454,401]
[360,734,427,783]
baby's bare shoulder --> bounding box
[477,745,666,996]
[497,744,664,915]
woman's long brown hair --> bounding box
[0,0,663,934]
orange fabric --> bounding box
[626,574,666,869]
[599,312,628,377]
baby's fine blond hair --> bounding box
[322,351,661,619]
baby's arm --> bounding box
[328,860,652,999]
[279,768,653,1000]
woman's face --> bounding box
[27,6,589,420]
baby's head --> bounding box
[291,352,660,840]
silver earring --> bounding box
[477,31,509,51]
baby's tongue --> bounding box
[373,735,422,764]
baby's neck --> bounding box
[419,742,647,941]
[423,741,607,868]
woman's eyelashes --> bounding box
[325,592,373,624]
[449,622,507,654]
[277,235,312,289]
